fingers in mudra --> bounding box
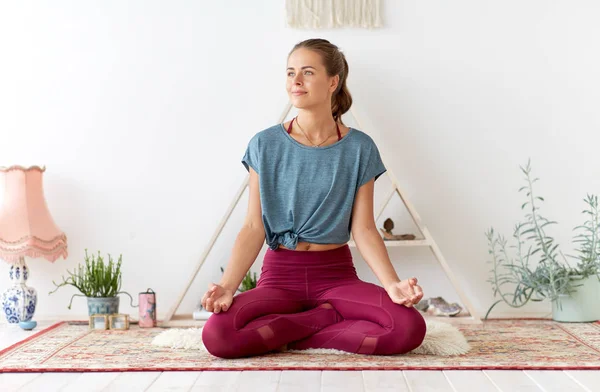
[202,283,235,314]
[413,287,424,303]
[388,277,425,308]
[205,297,214,312]
[407,278,423,301]
[203,287,217,311]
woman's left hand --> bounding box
[386,277,424,307]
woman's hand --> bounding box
[385,277,424,308]
[201,283,234,313]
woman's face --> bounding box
[286,48,339,110]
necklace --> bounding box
[295,116,335,148]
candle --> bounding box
[114,321,124,329]
[94,318,105,329]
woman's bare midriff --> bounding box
[277,241,347,251]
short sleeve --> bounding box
[358,141,387,187]
[241,135,259,174]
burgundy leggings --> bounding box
[201,245,426,359]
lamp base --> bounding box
[1,257,37,323]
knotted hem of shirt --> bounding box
[268,231,299,250]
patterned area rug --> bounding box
[1,319,600,372]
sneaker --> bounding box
[417,297,462,317]
[415,298,430,312]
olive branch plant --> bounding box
[484,159,600,320]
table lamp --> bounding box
[0,165,68,323]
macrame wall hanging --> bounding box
[285,0,383,29]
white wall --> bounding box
[1,1,599,321]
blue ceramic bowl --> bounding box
[18,321,37,331]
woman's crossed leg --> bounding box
[289,280,427,355]
[201,286,342,359]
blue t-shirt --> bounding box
[242,123,387,250]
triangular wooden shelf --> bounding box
[163,102,482,326]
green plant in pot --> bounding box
[49,249,135,315]
[484,160,600,322]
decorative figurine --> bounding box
[379,218,417,241]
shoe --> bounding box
[415,298,430,312]
[417,297,462,317]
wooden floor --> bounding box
[1,321,599,392]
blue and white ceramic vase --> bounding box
[1,257,37,324]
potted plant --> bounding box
[484,160,600,322]
[219,267,258,294]
[49,249,135,315]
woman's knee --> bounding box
[202,314,239,359]
[379,307,427,355]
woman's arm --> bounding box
[350,179,401,290]
[350,179,424,307]
[219,167,265,292]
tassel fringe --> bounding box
[285,0,383,29]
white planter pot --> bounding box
[552,274,600,322]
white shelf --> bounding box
[348,239,430,247]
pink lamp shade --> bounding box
[0,165,68,263]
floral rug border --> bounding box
[1,318,599,373]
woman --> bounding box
[201,38,426,359]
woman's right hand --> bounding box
[201,283,234,313]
